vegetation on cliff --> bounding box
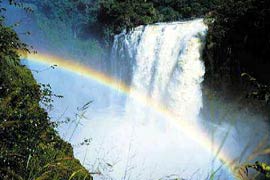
[0,2,92,179]
[98,0,217,35]
[21,0,219,45]
[19,0,270,76]
[204,0,270,95]
[1,0,270,179]
[202,1,270,178]
[19,0,103,66]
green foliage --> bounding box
[98,0,219,39]
[24,0,100,40]
[250,161,270,178]
[241,73,270,104]
[204,0,270,88]
[0,2,92,180]
[202,2,270,179]
[22,0,104,65]
[98,0,160,34]
[236,161,270,179]
[22,0,220,46]
[2,1,270,179]
[40,83,63,111]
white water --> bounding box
[24,19,265,180]
[93,19,227,179]
[112,20,206,123]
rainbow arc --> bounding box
[20,51,238,178]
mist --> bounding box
[24,59,270,180]
[3,2,270,180]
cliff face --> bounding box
[202,0,270,123]
[204,0,270,89]
[0,10,92,180]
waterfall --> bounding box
[23,18,269,180]
[112,19,207,123]
[98,19,221,179]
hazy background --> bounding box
[3,2,270,180]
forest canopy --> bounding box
[21,0,219,43]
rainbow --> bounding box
[20,51,238,178]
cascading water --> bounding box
[15,4,270,176]
[99,19,229,179]
[111,19,206,123]
[25,17,267,179]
